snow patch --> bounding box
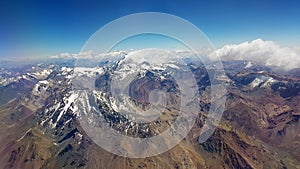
[244,62,253,68]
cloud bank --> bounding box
[50,51,94,59]
[50,39,300,71]
[209,39,300,71]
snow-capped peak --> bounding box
[244,61,253,68]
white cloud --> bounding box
[50,50,127,60]
[49,55,59,59]
[50,52,74,59]
[209,39,300,71]
[50,39,300,71]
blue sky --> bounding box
[0,0,300,59]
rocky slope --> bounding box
[0,59,299,169]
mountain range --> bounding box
[0,51,299,169]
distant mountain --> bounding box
[0,53,299,169]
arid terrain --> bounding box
[0,58,299,169]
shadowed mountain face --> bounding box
[128,75,178,104]
[0,59,299,169]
